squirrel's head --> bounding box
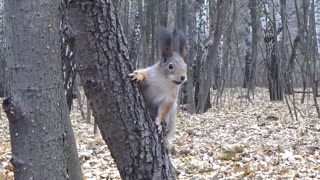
[158,27,187,85]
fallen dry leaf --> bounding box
[1,88,320,179]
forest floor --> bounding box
[1,88,320,179]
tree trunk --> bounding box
[197,0,230,113]
[0,0,5,97]
[293,0,307,103]
[86,99,91,123]
[118,0,130,37]
[137,0,147,68]
[280,0,295,95]
[284,36,300,94]
[193,0,211,113]
[307,0,320,117]
[243,0,258,100]
[215,1,235,105]
[68,1,175,179]
[279,0,288,70]
[176,0,189,105]
[129,6,141,65]
[61,3,87,179]
[186,0,196,113]
[75,83,86,120]
[243,8,253,89]
[0,49,5,97]
[61,23,77,111]
[263,1,283,101]
[167,0,176,31]
[3,0,82,179]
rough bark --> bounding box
[3,0,81,179]
[68,1,175,179]
[0,49,5,97]
[0,0,5,97]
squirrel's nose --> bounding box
[180,76,186,81]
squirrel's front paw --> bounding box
[128,71,144,82]
[155,118,163,133]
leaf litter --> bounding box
[0,88,320,179]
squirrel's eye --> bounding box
[168,64,173,70]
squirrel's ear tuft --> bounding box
[158,27,173,63]
[179,31,187,58]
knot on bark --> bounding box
[2,96,23,123]
[62,131,68,144]
[85,79,98,88]
[10,156,25,168]
[63,25,76,49]
[3,96,15,115]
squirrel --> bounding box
[129,28,187,142]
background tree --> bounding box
[3,0,82,179]
[262,0,284,101]
[196,0,231,113]
[243,0,259,100]
[193,0,212,113]
[293,0,320,117]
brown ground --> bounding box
[1,88,320,179]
